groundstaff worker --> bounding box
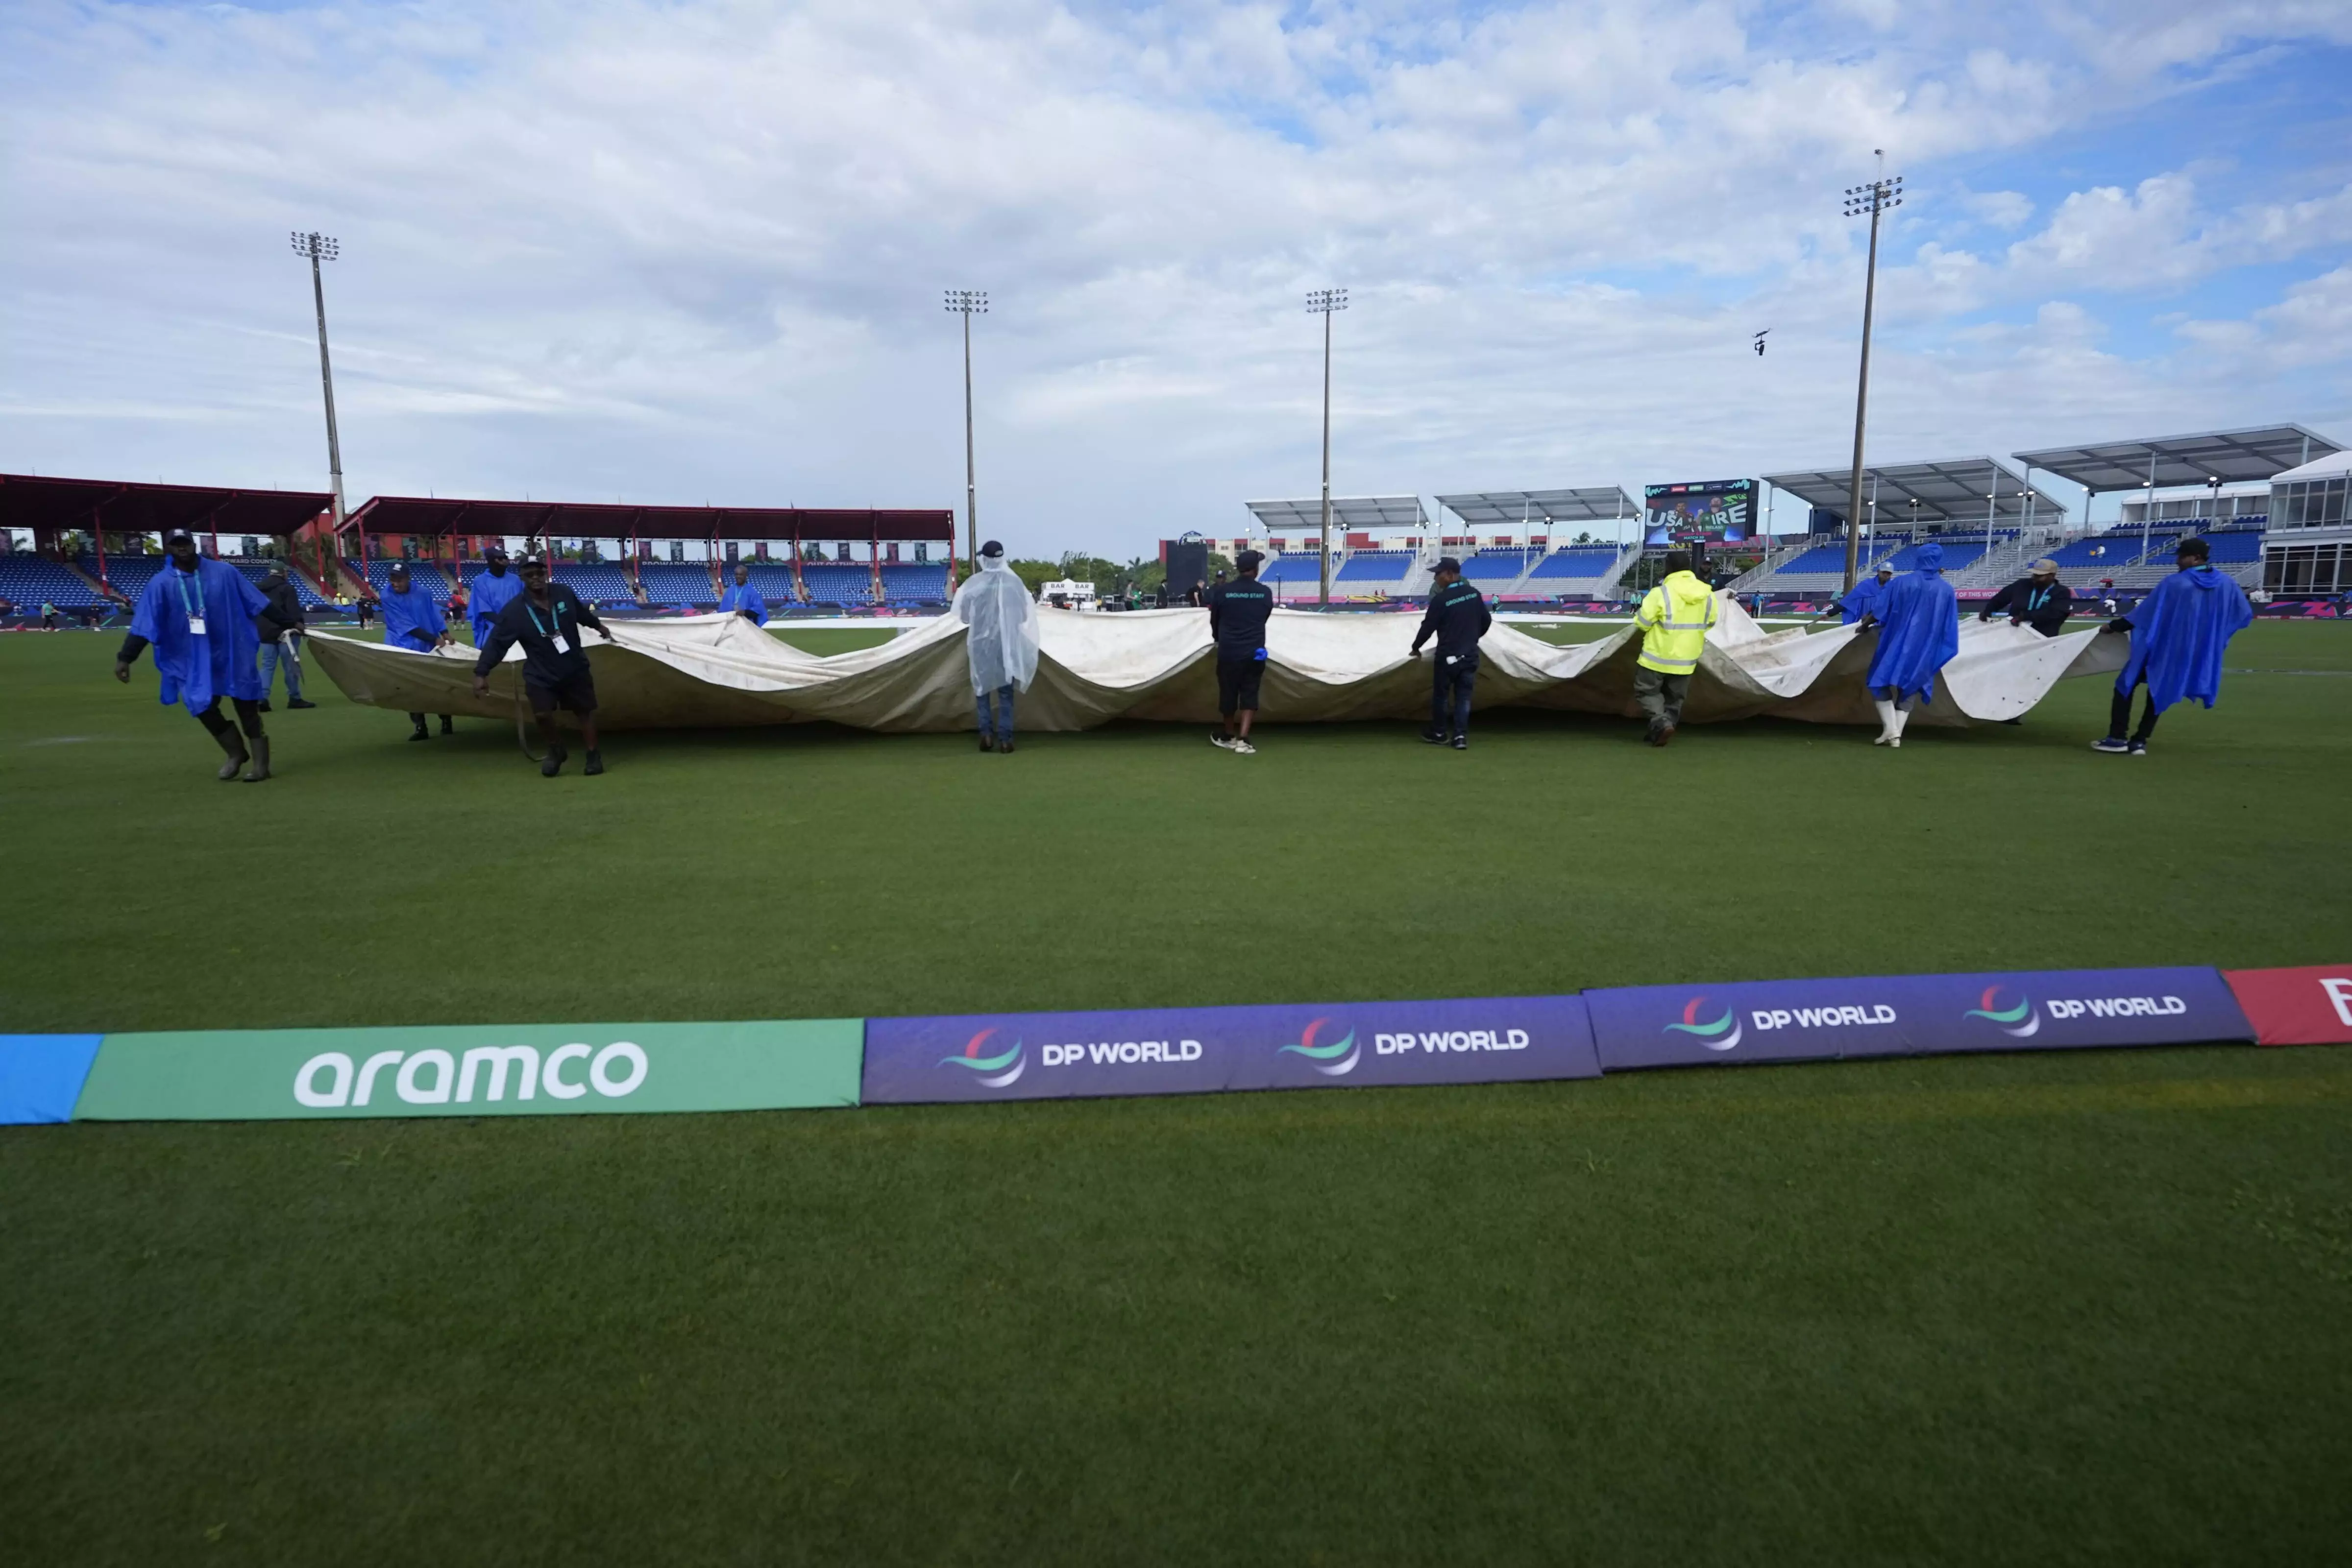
[468,546,522,647]
[254,564,314,710]
[471,554,614,777]
[1858,540,1959,749]
[952,539,1040,753]
[111,529,274,782]
[1632,549,1718,747]
[1412,556,1490,749]
[1980,558,2073,636]
[1207,549,1275,755]
[1822,562,1894,625]
[380,562,455,741]
[719,563,769,626]
[2092,536,2252,756]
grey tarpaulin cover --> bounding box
[304,595,2128,733]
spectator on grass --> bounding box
[1979,558,2073,637]
[112,529,273,782]
[253,565,314,711]
[2091,537,2252,758]
[1856,541,1959,750]
[1632,548,1717,747]
[1412,556,1490,751]
[719,563,769,627]
[1207,550,1274,755]
[471,552,612,777]
[953,539,1039,754]
[380,563,455,742]
[41,600,58,631]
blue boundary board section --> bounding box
[0,1035,105,1124]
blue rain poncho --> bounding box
[2118,564,2253,713]
[378,581,447,651]
[952,555,1040,694]
[720,582,769,626]
[469,565,522,646]
[130,557,269,714]
[1864,543,1960,701]
[1837,575,1889,625]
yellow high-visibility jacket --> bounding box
[1635,571,1720,675]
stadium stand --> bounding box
[879,562,948,604]
[1525,547,1623,581]
[1334,551,1415,586]
[234,558,335,609]
[0,554,104,610]
[742,562,802,606]
[801,562,876,605]
[357,560,454,600]
[85,552,163,603]
[552,562,638,604]
[634,562,714,606]
[1462,549,1538,585]
[1260,553,1326,585]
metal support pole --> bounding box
[1840,159,1900,593]
[963,309,977,567]
[1319,305,1333,607]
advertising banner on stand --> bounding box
[1585,967,2254,1072]
[74,1019,865,1121]
[2223,965,2352,1046]
[862,994,1599,1105]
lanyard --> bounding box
[524,597,564,638]
[173,568,205,622]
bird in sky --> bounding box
[1752,329,1771,357]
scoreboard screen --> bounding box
[1644,479,1757,544]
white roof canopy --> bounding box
[1244,495,1428,532]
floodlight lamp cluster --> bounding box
[1842,174,1904,217]
[290,231,339,261]
[1305,288,1348,314]
[943,289,988,314]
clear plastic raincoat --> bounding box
[952,555,1041,694]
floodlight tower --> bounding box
[945,289,987,572]
[1306,288,1348,606]
[1839,156,1902,592]
[290,230,347,528]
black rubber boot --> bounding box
[409,722,431,742]
[999,737,1015,754]
[257,700,273,713]
[214,728,249,781]
[242,736,271,783]
[584,749,605,776]
[440,716,454,735]
[541,742,567,778]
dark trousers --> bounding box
[1430,657,1475,736]
[2108,677,2160,741]
[194,698,264,739]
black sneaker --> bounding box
[408,726,430,743]
[584,749,605,776]
[999,737,1015,754]
[2127,739,2148,757]
[2090,737,2131,754]
[439,717,454,735]
[257,700,273,713]
[1451,735,1468,750]
[541,744,567,778]
[980,734,995,752]
[288,698,316,710]
[1420,730,1449,745]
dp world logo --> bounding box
[1666,997,1741,1052]
[1278,1017,1359,1076]
[1963,985,2040,1038]
[938,1028,1026,1088]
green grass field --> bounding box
[3,623,2350,1564]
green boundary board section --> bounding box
[72,1020,863,1121]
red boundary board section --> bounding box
[2224,966,2352,1046]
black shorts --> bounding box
[525,668,599,717]
[1217,655,1265,716]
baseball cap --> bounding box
[980,540,1004,557]
[162,529,195,547]
[483,544,509,561]
[1235,549,1265,571]
[1435,555,1462,574]
[2029,557,2058,574]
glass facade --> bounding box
[2262,540,2352,595]
[2269,476,2350,529]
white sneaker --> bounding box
[1210,731,1235,749]
[1230,738,1257,755]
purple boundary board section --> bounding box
[861,995,1600,1105]
[1584,966,2254,1071]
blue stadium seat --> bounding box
[801,562,876,604]
[1334,551,1414,584]
[1526,548,1623,580]
[741,562,802,604]
[1462,550,1536,583]
[633,562,716,606]
[0,555,105,610]
[879,562,949,604]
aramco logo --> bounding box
[938,1028,1026,1088]
[1278,1017,1360,1076]
[1665,997,1741,1052]
[1963,985,2041,1038]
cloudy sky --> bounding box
[4,0,2349,555]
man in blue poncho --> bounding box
[1856,541,1959,749]
[2091,536,2252,756]
[111,529,275,782]
[1821,561,1894,625]
[379,562,456,742]
[718,563,769,627]
[468,546,521,647]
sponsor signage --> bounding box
[1584,967,2254,1071]
[1,1035,105,1126]
[860,995,1599,1105]
[2223,965,2352,1046]
[72,1019,863,1121]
